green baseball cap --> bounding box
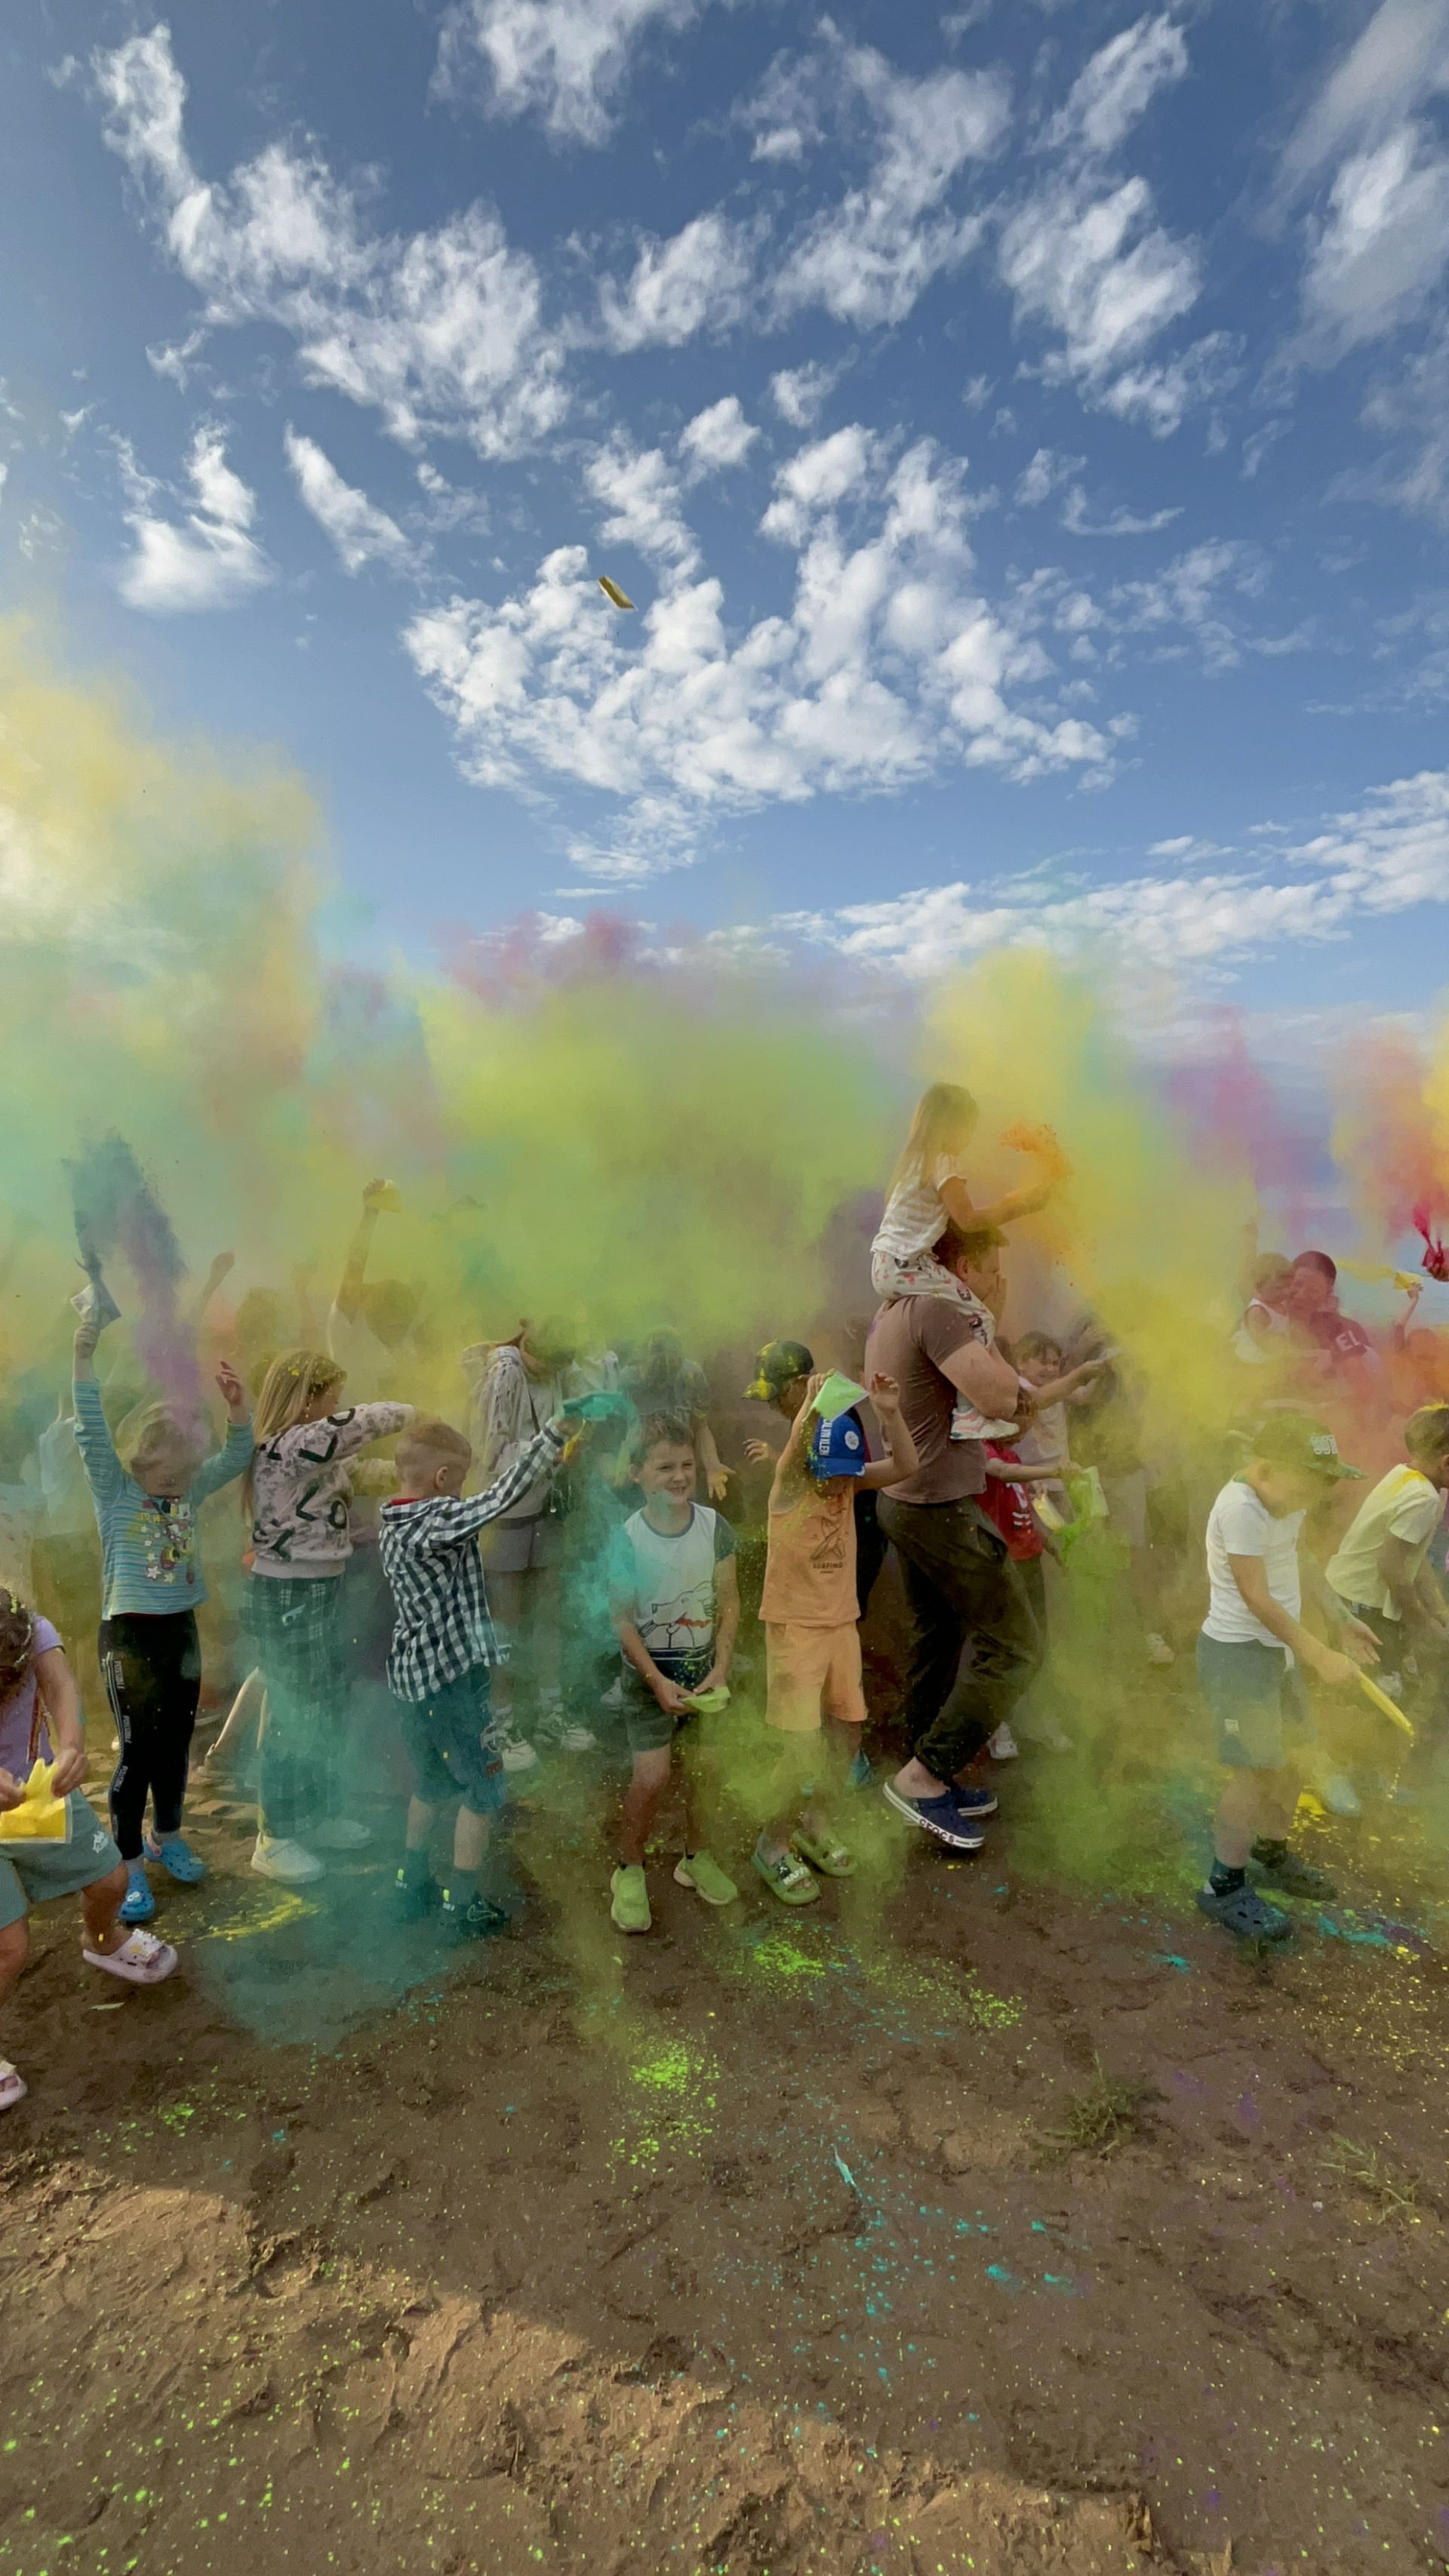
[743,1338,814,1401]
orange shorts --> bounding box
[764,1620,868,1735]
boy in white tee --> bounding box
[1325,1402,1449,1699]
[1197,1414,1378,1943]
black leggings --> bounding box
[100,1611,202,1861]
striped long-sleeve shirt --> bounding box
[378,1423,566,1700]
[72,1376,254,1618]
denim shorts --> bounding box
[395,1667,506,1814]
[1196,1633,1315,1772]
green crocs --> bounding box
[792,1827,856,1878]
[673,1850,739,1907]
[610,1864,652,1934]
[752,1841,820,1907]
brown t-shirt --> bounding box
[865,1299,989,1503]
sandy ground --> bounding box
[3,1647,1449,2576]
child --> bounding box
[751,1371,918,1906]
[73,1306,253,1925]
[246,1348,413,1885]
[606,1414,740,1934]
[870,1084,1060,1310]
[1230,1255,1294,1366]
[378,1408,571,1939]
[979,1433,1060,1756]
[1196,1413,1378,1944]
[1012,1331,1078,1491]
[1325,1402,1449,1700]
[0,1590,177,2109]
[742,1338,888,1616]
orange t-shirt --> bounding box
[760,1476,859,1628]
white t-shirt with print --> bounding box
[1327,1465,1444,1620]
[1202,1477,1304,1657]
[872,1156,968,1266]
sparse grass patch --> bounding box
[1319,2134,1420,2226]
[1037,2057,1162,2162]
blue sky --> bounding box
[4,0,1449,1011]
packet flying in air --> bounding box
[598,577,635,611]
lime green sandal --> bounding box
[752,1842,820,1906]
[792,1827,856,1878]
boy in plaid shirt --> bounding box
[379,1411,566,1938]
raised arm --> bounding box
[70,1324,124,1507]
[190,1359,255,1501]
[186,1251,236,1333]
[334,1179,395,1324]
[860,1374,920,1491]
[426,1425,567,1540]
[938,1173,1053,1233]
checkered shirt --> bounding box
[379,1423,565,1702]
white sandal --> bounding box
[0,2057,27,2111]
[83,1928,178,1986]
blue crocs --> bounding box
[951,1785,998,1819]
[881,1782,986,1851]
[144,1831,207,1885]
[118,1862,155,1925]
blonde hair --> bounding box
[245,1346,346,1512]
[397,1416,472,1485]
[115,1399,204,1475]
[891,1082,980,1192]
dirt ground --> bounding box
[4,1642,1449,2576]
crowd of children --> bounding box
[2,1096,1447,2110]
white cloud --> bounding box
[435,0,706,143]
[1045,13,1189,160]
[774,767,1449,980]
[1060,482,1182,536]
[998,176,1201,400]
[403,432,1117,879]
[117,423,272,613]
[94,26,564,458]
[678,395,758,475]
[1111,537,1266,671]
[1350,319,1449,521]
[283,427,411,573]
[770,42,1011,328]
[586,436,699,574]
[770,360,844,428]
[1275,2,1449,361]
[995,18,1218,432]
[1276,0,1449,205]
[1301,120,1449,350]
[598,211,753,349]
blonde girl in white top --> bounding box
[871,1084,1063,1313]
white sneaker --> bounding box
[1145,1633,1176,1667]
[536,1710,598,1754]
[497,1726,539,1774]
[949,1405,1019,1443]
[987,1725,1020,1761]
[1032,1720,1075,1753]
[311,1817,372,1851]
[251,1833,325,1883]
[1317,1771,1362,1817]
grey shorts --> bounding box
[0,1796,122,1932]
[1197,1634,1315,1773]
[485,1514,567,1576]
